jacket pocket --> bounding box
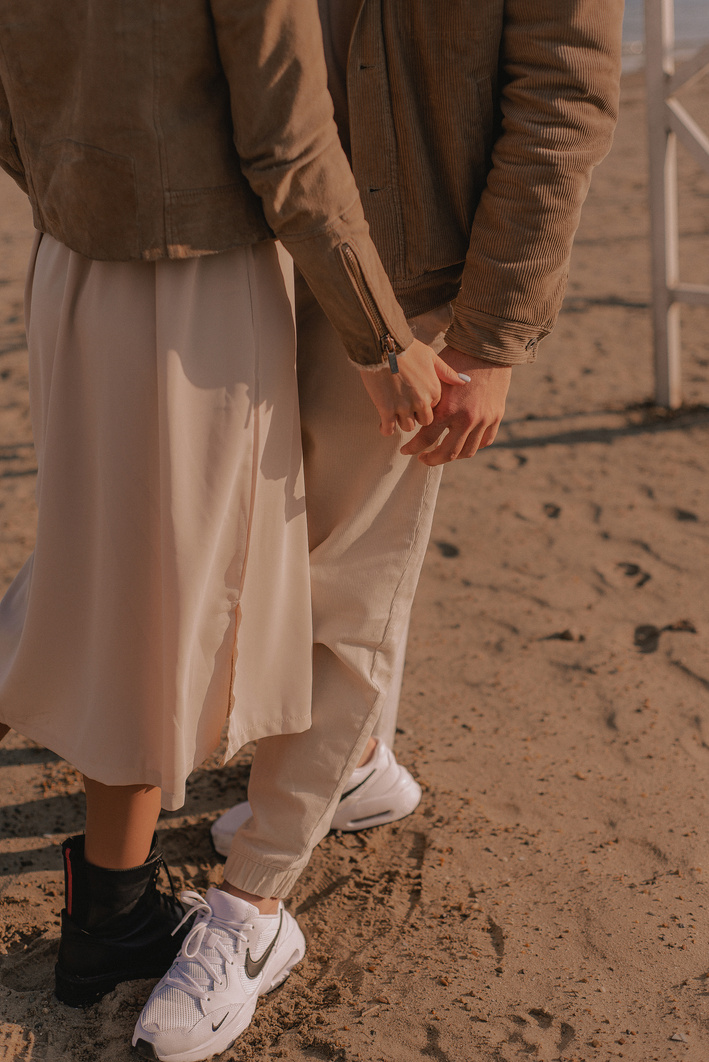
[33,140,140,259]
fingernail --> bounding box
[458,372,471,383]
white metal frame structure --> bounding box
[645,0,709,407]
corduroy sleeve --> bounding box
[445,0,624,365]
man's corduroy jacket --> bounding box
[344,0,624,364]
[0,0,623,366]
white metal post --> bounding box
[644,0,709,408]
[645,0,682,407]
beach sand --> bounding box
[1,73,709,1061]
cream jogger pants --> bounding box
[224,268,446,897]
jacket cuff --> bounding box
[283,215,414,367]
[445,305,547,366]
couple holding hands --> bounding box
[0,1,622,1059]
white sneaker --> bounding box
[210,740,422,857]
[132,888,305,1062]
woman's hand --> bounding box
[358,339,465,435]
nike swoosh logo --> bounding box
[211,1013,228,1032]
[244,909,283,980]
[340,769,376,802]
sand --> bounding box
[1,72,709,1062]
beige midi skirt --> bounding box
[0,234,313,809]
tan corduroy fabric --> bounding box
[0,235,313,810]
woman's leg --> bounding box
[57,780,183,1006]
[83,777,162,869]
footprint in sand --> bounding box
[634,619,696,654]
[501,1009,576,1061]
[617,561,651,587]
[0,930,58,992]
[0,1025,35,1062]
[434,540,460,558]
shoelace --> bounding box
[163,891,252,1002]
[150,855,183,917]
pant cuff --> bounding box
[222,844,309,899]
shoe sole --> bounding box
[133,1010,253,1062]
[55,959,178,1008]
[132,922,306,1062]
[330,776,422,832]
[55,964,123,1008]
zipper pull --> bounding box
[381,334,399,374]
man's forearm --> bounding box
[448,0,624,364]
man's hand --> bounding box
[358,339,464,436]
[400,346,511,464]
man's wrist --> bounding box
[441,345,514,371]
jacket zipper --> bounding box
[341,243,400,372]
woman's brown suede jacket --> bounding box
[0,0,623,366]
[0,0,413,367]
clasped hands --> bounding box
[359,338,511,465]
